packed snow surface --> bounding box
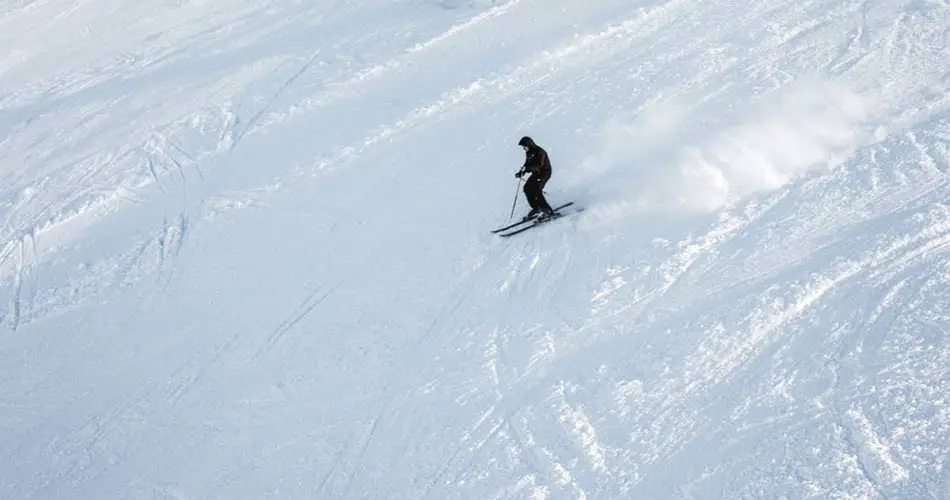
[2,0,950,498]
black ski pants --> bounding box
[523,174,553,212]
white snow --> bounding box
[2,0,950,498]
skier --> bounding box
[515,136,555,221]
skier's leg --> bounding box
[536,175,554,214]
[525,179,541,207]
[523,178,542,219]
[523,180,536,207]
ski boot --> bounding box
[536,207,557,222]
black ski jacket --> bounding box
[521,144,551,181]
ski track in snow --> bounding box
[2,0,950,499]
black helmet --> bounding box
[518,136,536,148]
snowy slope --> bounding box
[2,0,950,498]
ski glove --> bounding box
[515,170,524,178]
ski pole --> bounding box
[509,176,522,220]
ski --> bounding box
[498,215,558,237]
[491,202,574,233]
[490,217,535,234]
[498,202,579,237]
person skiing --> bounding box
[515,136,555,220]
